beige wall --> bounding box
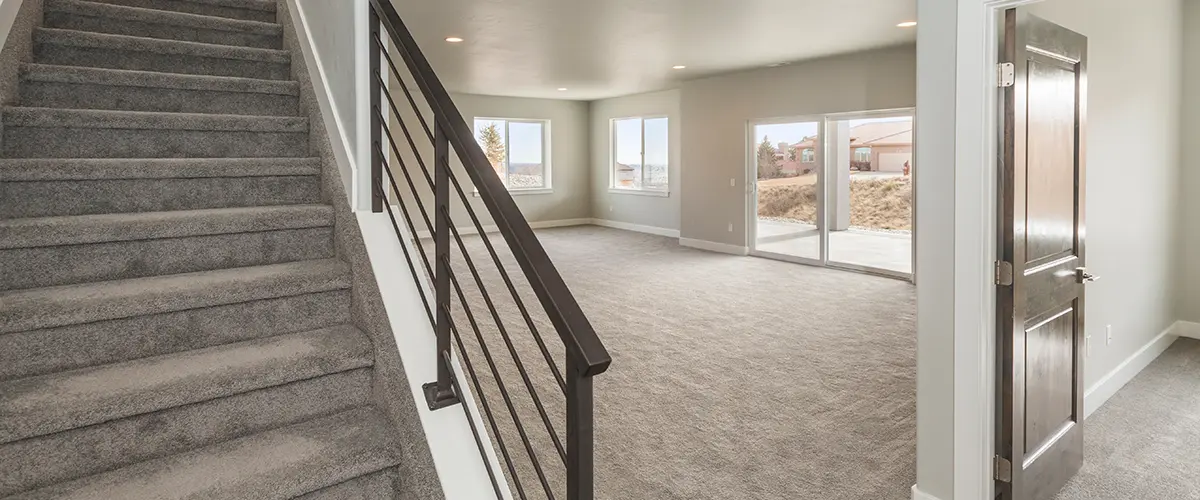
[1025,0,1183,389]
[1182,0,1200,322]
[385,91,590,232]
[679,44,917,247]
[449,94,592,223]
[589,89,682,231]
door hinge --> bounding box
[998,62,1015,87]
[994,260,1014,286]
[993,456,1013,483]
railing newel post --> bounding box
[424,118,461,410]
[566,353,595,500]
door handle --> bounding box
[1076,267,1099,284]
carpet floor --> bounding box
[1054,337,1200,500]
[440,226,917,500]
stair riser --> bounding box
[0,176,320,218]
[294,468,401,499]
[45,12,282,49]
[2,127,308,158]
[86,0,275,23]
[0,228,334,291]
[0,369,371,497]
[21,80,299,115]
[0,290,351,381]
[35,43,291,80]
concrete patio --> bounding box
[755,220,912,275]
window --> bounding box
[854,147,872,162]
[473,118,550,191]
[801,148,815,163]
[612,117,669,193]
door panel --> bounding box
[997,9,1088,500]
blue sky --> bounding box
[475,119,544,164]
[615,117,669,166]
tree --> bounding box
[479,123,506,178]
[757,136,781,179]
[787,146,798,163]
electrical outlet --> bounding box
[730,178,736,187]
[728,223,734,232]
[1085,335,1092,357]
[609,206,613,213]
[1106,325,1113,346]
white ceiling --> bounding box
[393,0,917,101]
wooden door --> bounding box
[996,9,1090,500]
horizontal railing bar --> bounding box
[444,206,567,464]
[378,152,435,283]
[443,264,557,499]
[445,169,568,394]
[371,0,610,377]
[447,320,531,500]
[378,115,435,230]
[377,76,436,188]
[440,349,505,498]
[375,35,435,143]
[374,161,433,326]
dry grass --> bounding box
[758,175,912,231]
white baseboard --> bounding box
[589,218,680,238]
[1174,320,1200,340]
[911,484,944,500]
[679,237,750,256]
[1082,321,1184,418]
[414,218,591,239]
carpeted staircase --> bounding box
[0,0,411,497]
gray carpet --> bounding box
[442,226,916,500]
[1054,338,1200,500]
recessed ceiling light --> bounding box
[672,65,687,70]
[557,88,568,91]
[897,21,917,28]
[445,37,464,43]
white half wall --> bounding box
[590,89,682,231]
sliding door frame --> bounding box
[823,107,917,282]
[745,107,917,283]
[746,115,827,268]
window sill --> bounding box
[608,188,670,198]
[473,188,554,197]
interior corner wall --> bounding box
[589,89,682,231]
[678,44,916,248]
[1023,0,1183,389]
[1182,0,1200,322]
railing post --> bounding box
[368,5,383,213]
[423,119,461,410]
[566,352,595,500]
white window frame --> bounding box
[609,116,670,197]
[802,148,815,163]
[473,117,553,195]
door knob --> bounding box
[1076,268,1099,284]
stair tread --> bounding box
[5,407,396,500]
[21,63,299,95]
[3,106,307,131]
[34,27,290,62]
[46,0,283,35]
[0,157,320,181]
[0,204,333,249]
[93,0,277,14]
[0,326,372,444]
[0,259,351,334]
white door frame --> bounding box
[745,115,828,268]
[913,1,1043,499]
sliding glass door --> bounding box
[748,110,915,280]
[749,119,824,263]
